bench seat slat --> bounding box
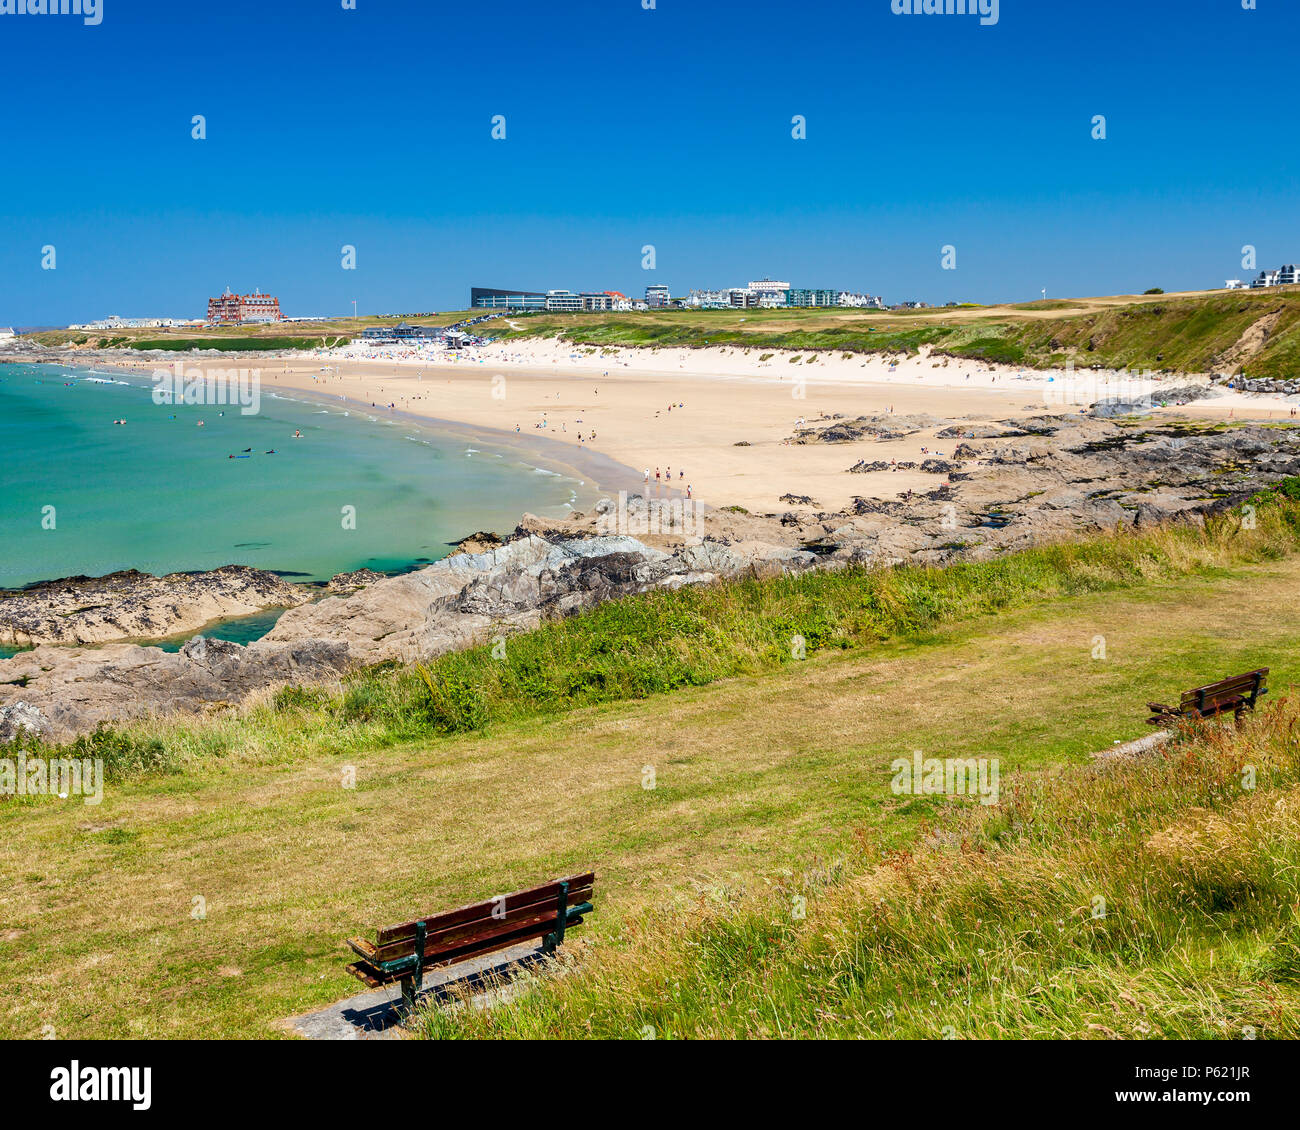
[375,872,595,945]
[1149,670,1268,722]
[1160,669,1269,719]
[346,911,590,988]
[1188,668,1268,698]
[346,870,598,997]
[353,882,594,963]
[374,903,594,973]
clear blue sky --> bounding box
[2,0,1297,326]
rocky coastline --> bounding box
[3,410,1299,744]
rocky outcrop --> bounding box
[451,531,506,554]
[0,565,313,647]
[1090,384,1217,418]
[0,636,353,741]
[794,414,944,444]
[0,532,821,740]
[1218,376,1300,396]
[323,569,387,596]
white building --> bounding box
[837,292,885,308]
[748,279,790,307]
[645,284,671,307]
[544,290,583,312]
[70,315,192,330]
[1242,264,1299,289]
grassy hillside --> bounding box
[421,702,1300,1040]
[2,486,1300,1037]
[490,288,1300,379]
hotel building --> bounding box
[749,279,790,307]
[206,289,283,323]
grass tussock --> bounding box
[13,483,1300,783]
[416,700,1300,1040]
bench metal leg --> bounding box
[542,880,569,956]
[397,920,428,1016]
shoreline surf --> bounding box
[0,360,602,590]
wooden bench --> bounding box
[1147,668,1268,728]
[345,872,595,1010]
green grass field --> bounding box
[421,704,1300,1040]
[2,489,1300,1038]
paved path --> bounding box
[279,941,549,1040]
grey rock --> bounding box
[0,701,46,742]
[0,565,313,647]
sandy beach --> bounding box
[98,340,1300,513]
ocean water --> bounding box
[0,363,592,591]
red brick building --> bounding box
[207,289,282,323]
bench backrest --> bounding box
[351,872,595,973]
[1179,668,1268,715]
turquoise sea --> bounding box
[0,363,594,637]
